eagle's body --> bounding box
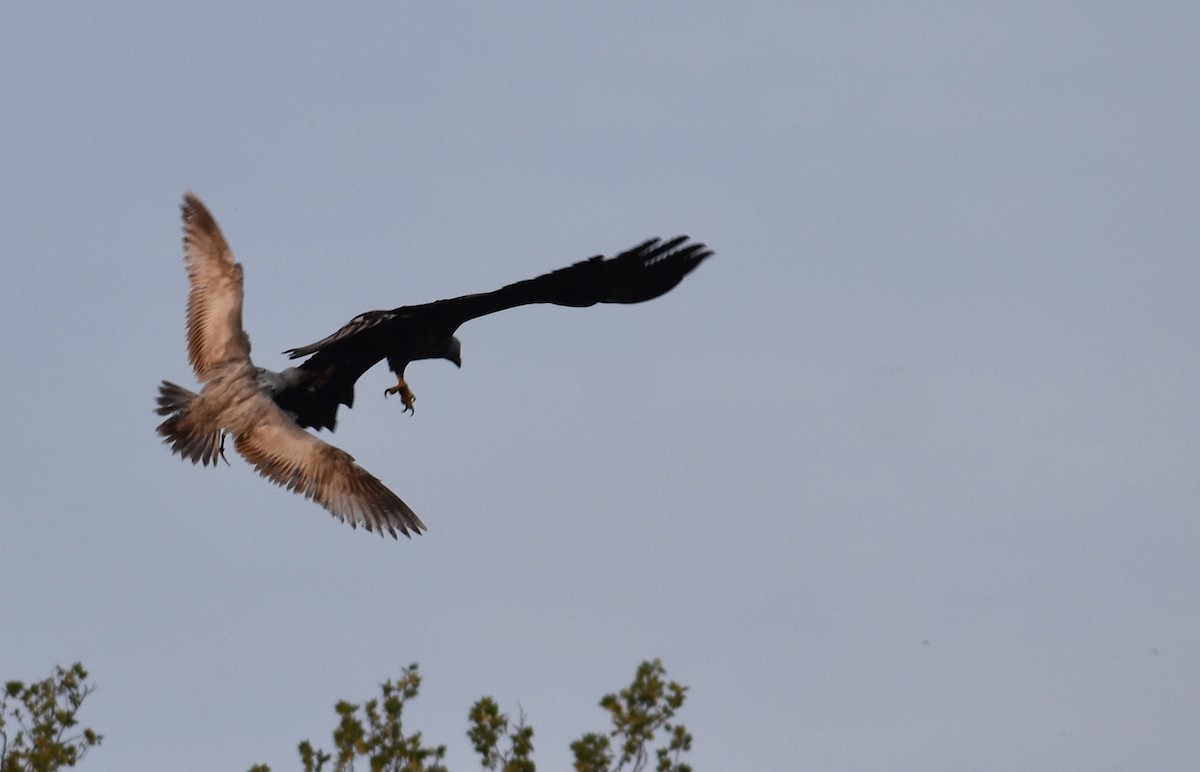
[276,234,712,430]
[155,193,710,536]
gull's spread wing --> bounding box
[232,392,425,538]
[182,193,251,380]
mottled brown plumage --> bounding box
[155,194,423,538]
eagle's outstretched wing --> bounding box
[286,235,711,359]
[181,192,251,381]
[277,235,711,430]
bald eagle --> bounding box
[156,193,710,537]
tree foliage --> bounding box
[249,665,448,772]
[466,697,533,772]
[0,663,102,772]
[570,659,691,772]
[1,659,690,772]
[253,659,690,772]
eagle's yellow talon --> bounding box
[384,379,416,414]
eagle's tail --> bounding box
[155,381,226,467]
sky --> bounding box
[1,2,1198,770]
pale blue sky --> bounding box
[2,3,1198,770]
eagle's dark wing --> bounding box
[279,235,710,430]
[276,309,403,430]
[462,234,712,312]
[287,235,710,356]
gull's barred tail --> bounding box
[154,381,225,467]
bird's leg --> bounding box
[383,377,416,414]
[219,432,230,466]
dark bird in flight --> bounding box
[274,225,712,433]
[155,193,711,537]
